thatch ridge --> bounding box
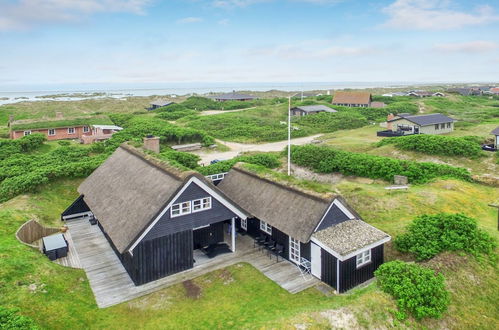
[233,163,335,203]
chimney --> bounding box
[143,135,160,153]
[55,111,64,119]
[387,113,395,130]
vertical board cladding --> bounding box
[300,241,311,261]
[245,217,261,237]
[338,244,384,293]
[130,230,194,285]
[193,222,224,249]
[271,227,290,259]
[316,204,351,232]
[321,249,337,289]
[61,195,90,218]
[144,182,238,241]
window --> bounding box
[170,201,191,217]
[68,127,75,134]
[48,129,55,136]
[434,124,439,130]
[446,122,451,128]
[23,130,31,136]
[440,123,445,129]
[260,221,272,235]
[83,126,90,133]
[289,237,301,263]
[192,197,211,212]
[240,218,247,230]
[356,250,371,268]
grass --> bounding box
[10,115,114,130]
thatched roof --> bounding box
[312,220,390,258]
[78,143,246,253]
[217,165,334,242]
[332,91,371,105]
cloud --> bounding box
[382,0,499,30]
[433,41,498,53]
[177,16,203,24]
[211,0,341,8]
[218,18,230,25]
[0,0,151,31]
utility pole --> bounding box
[287,96,291,176]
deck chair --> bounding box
[299,257,313,280]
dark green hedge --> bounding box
[289,145,471,184]
[377,135,483,157]
[0,133,46,160]
[196,153,281,175]
[294,111,368,133]
[0,306,38,330]
[395,213,496,260]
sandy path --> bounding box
[192,134,322,165]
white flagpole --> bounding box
[288,96,291,176]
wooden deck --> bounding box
[53,230,82,269]
[66,218,319,308]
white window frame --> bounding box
[192,197,211,212]
[23,130,31,136]
[356,249,371,268]
[68,127,75,134]
[83,126,90,133]
[48,129,56,136]
[240,218,247,230]
[260,221,272,235]
[170,201,191,217]
[289,237,301,264]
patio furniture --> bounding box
[264,239,276,257]
[299,257,312,280]
[42,233,68,261]
[203,243,231,258]
[254,234,266,248]
[269,243,284,262]
[256,236,270,251]
[89,215,97,225]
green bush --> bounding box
[294,111,368,133]
[0,307,38,329]
[395,213,497,260]
[181,96,220,110]
[377,135,483,157]
[0,133,46,160]
[289,145,471,184]
[159,150,201,169]
[57,140,71,146]
[155,104,198,120]
[196,153,281,175]
[375,261,449,320]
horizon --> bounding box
[1,0,499,88]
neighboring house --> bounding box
[211,91,256,102]
[489,87,499,95]
[61,142,390,292]
[292,92,321,99]
[370,101,386,108]
[9,114,118,142]
[149,100,174,110]
[291,105,337,116]
[332,91,371,107]
[447,88,482,96]
[407,91,444,97]
[386,113,455,135]
[491,127,499,149]
[382,92,408,97]
[80,125,123,144]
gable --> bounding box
[129,177,247,251]
[315,199,355,232]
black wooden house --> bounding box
[62,145,390,292]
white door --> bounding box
[289,237,301,264]
[311,243,322,278]
[240,218,247,230]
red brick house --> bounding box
[9,115,120,143]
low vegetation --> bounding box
[9,115,114,131]
[196,153,281,175]
[293,111,368,133]
[289,145,472,184]
[0,307,38,330]
[395,213,497,261]
[377,135,483,158]
[375,261,450,320]
[0,133,46,160]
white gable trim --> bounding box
[311,235,391,261]
[127,177,247,252]
[313,198,355,233]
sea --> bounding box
[0,81,437,106]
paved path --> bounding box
[66,218,319,308]
[193,134,322,165]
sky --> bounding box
[0,0,498,89]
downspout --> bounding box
[336,258,340,293]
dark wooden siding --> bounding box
[321,249,337,289]
[338,245,384,293]
[61,195,90,219]
[245,217,260,237]
[144,182,238,241]
[193,222,224,249]
[316,204,351,232]
[271,227,289,260]
[125,230,194,285]
[300,242,311,260]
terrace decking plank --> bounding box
[66,218,319,308]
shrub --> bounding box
[159,150,201,169]
[0,307,38,329]
[294,111,368,133]
[156,105,198,120]
[395,213,497,260]
[289,145,471,184]
[377,135,483,157]
[196,153,281,175]
[57,140,71,146]
[375,261,450,320]
[181,96,220,111]
[0,133,46,160]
